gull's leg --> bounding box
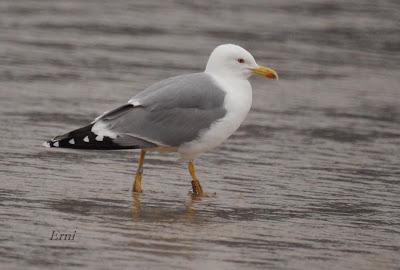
[133,150,146,193]
[188,160,204,196]
[131,192,141,219]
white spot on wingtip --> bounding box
[95,135,104,141]
[83,136,89,142]
[42,141,50,148]
[69,138,75,145]
[53,141,59,147]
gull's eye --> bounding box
[237,58,245,64]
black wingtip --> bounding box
[43,138,64,148]
[43,123,140,150]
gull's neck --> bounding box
[204,70,253,97]
[204,69,248,84]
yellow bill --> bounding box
[252,66,279,80]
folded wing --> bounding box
[46,73,227,150]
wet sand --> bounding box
[0,0,399,269]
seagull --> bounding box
[44,44,278,196]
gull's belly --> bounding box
[178,77,252,160]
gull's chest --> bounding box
[215,77,252,132]
[223,80,252,121]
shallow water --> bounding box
[1,0,400,269]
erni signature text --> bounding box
[50,230,77,240]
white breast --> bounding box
[178,75,252,160]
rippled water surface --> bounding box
[1,0,400,269]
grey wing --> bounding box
[93,73,227,148]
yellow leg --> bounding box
[133,150,146,193]
[131,192,141,219]
[188,160,203,196]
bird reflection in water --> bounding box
[130,192,208,223]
